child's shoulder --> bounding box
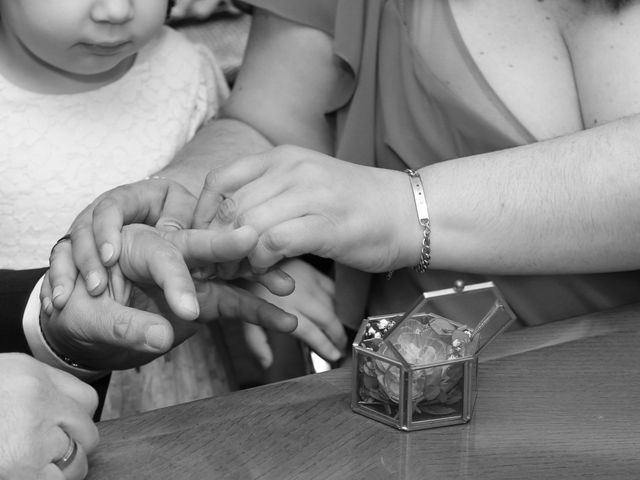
[136,26,223,80]
[137,26,201,64]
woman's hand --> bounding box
[193,145,421,273]
[0,353,99,480]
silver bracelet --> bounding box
[405,169,431,272]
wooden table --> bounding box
[88,305,640,479]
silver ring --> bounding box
[54,433,78,471]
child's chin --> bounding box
[70,54,135,80]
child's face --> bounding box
[0,0,168,76]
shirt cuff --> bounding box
[23,275,108,382]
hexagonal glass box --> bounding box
[351,281,516,431]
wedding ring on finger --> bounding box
[54,432,78,471]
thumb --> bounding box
[107,304,176,354]
[50,301,177,370]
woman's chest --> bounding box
[414,0,640,140]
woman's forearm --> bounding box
[421,117,640,274]
[159,118,274,195]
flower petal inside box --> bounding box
[351,281,515,431]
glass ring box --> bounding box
[351,281,516,431]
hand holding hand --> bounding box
[0,353,99,480]
[41,224,297,371]
[46,177,296,312]
[47,178,197,309]
[193,145,419,274]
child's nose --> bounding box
[91,0,135,24]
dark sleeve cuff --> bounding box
[0,267,109,420]
[0,268,48,354]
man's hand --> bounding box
[41,224,297,371]
[47,178,197,309]
[0,353,99,480]
[46,178,296,312]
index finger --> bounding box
[193,155,269,229]
[162,225,259,267]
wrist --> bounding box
[23,276,108,381]
[390,168,430,270]
[404,169,431,272]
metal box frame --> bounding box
[351,281,515,431]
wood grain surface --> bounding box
[88,304,640,479]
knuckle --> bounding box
[112,314,135,342]
[219,295,242,320]
[69,207,94,230]
[261,229,289,253]
[151,244,182,264]
[216,197,237,224]
[206,284,239,320]
[14,375,47,401]
[235,211,248,228]
[93,191,124,214]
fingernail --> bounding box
[100,243,114,264]
[52,286,64,301]
[180,293,200,318]
[259,356,273,369]
[328,347,341,361]
[145,325,169,351]
[86,271,101,292]
[276,269,292,280]
[42,297,53,315]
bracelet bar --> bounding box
[405,169,431,273]
[407,171,430,224]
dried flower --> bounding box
[359,316,468,409]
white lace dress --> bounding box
[0,26,228,269]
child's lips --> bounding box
[80,41,131,56]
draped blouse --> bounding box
[245,0,640,328]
